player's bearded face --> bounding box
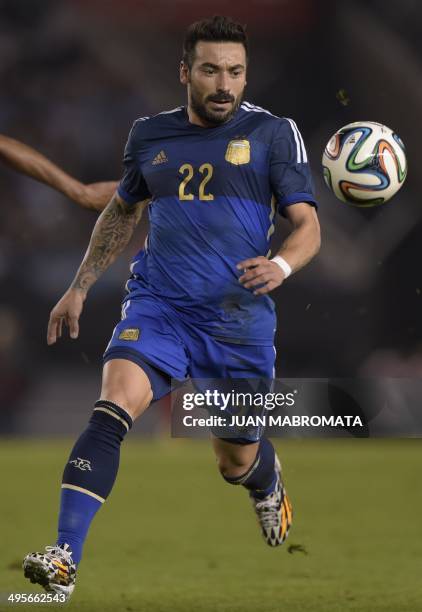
[189,81,243,126]
[184,42,247,126]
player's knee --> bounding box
[100,386,152,421]
[214,439,259,480]
[103,388,152,421]
[216,453,253,479]
[101,359,153,420]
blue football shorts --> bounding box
[103,290,276,442]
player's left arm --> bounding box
[237,203,320,295]
[238,117,321,295]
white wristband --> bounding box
[270,255,292,279]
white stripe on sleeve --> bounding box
[285,118,302,163]
[286,118,308,163]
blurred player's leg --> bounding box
[23,359,153,599]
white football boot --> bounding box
[250,455,293,546]
[23,543,76,601]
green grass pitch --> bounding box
[1,439,422,612]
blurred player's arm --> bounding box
[47,193,149,344]
[0,134,116,211]
[238,203,320,295]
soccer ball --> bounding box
[322,121,407,206]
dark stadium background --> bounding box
[1,3,422,611]
[0,0,421,436]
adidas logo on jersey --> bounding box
[152,150,168,165]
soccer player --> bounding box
[22,16,320,600]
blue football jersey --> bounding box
[117,101,317,345]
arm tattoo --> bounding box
[71,194,144,292]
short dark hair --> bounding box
[182,15,249,68]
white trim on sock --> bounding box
[61,484,105,503]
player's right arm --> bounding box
[47,193,149,345]
[47,119,151,344]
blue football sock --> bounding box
[56,400,132,564]
[222,438,277,499]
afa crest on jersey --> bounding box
[225,139,250,165]
[118,328,140,341]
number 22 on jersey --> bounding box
[178,163,214,201]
